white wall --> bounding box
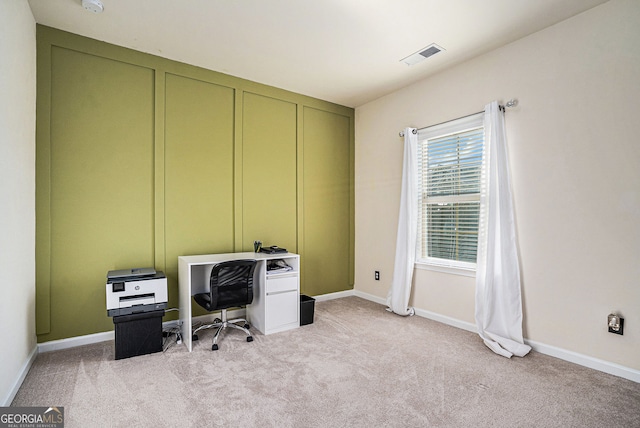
[0,0,37,405]
[355,0,640,371]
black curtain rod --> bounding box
[399,99,517,137]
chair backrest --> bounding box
[208,259,256,310]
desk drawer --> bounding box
[266,275,298,294]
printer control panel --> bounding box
[112,282,126,293]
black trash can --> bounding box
[300,295,315,326]
[113,309,164,360]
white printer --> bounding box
[106,268,168,317]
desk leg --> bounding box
[178,259,193,351]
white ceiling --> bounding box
[27,0,608,108]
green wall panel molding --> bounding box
[35,29,53,335]
[37,46,155,341]
[164,74,236,316]
[242,92,298,253]
[36,25,354,341]
[302,107,353,296]
[36,25,353,118]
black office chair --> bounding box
[192,259,257,350]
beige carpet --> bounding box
[13,297,640,427]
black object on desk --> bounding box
[259,245,287,254]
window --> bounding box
[416,113,484,273]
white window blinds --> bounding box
[417,113,484,268]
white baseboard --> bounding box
[525,338,640,383]
[413,307,477,333]
[352,289,640,383]
[38,331,114,353]
[35,296,343,353]
[2,345,38,406]
[313,289,355,302]
[353,289,383,304]
[353,289,478,333]
[34,292,640,384]
[37,309,248,354]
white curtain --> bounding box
[475,101,531,358]
[387,128,418,316]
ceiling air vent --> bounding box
[401,44,444,66]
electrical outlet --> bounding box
[374,271,380,281]
[608,314,624,335]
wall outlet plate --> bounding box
[608,317,624,335]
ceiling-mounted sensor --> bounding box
[401,43,444,66]
[82,0,104,13]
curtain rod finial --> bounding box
[399,128,417,137]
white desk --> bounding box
[178,251,300,351]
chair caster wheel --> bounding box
[247,336,253,343]
[244,323,251,329]
[212,344,219,351]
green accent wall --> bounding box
[35,25,354,342]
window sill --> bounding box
[415,261,476,278]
